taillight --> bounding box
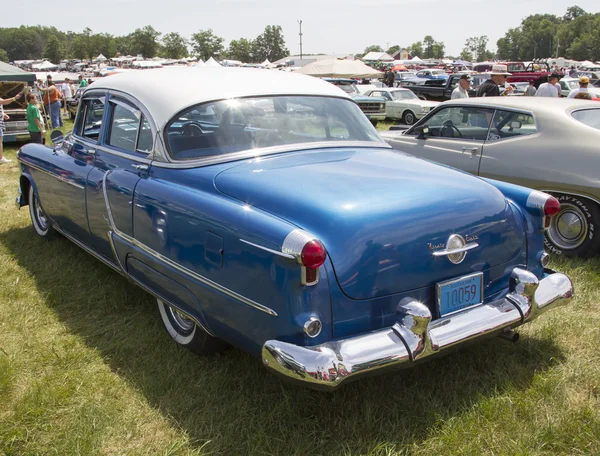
[282,230,327,286]
[544,197,561,217]
[301,240,327,269]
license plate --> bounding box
[436,272,483,317]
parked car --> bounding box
[363,87,439,124]
[15,68,573,390]
[382,97,600,257]
[323,78,386,126]
[414,69,448,80]
[473,61,551,87]
[394,71,417,85]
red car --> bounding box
[473,62,552,87]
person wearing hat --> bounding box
[535,73,560,97]
[567,76,590,98]
[525,80,537,96]
[451,74,471,99]
[476,64,513,97]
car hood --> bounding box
[215,147,525,299]
[349,93,386,102]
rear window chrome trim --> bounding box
[150,140,391,169]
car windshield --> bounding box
[166,96,384,161]
[336,84,360,94]
[391,90,418,101]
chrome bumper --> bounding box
[262,268,573,390]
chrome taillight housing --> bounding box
[527,191,561,230]
[282,230,327,286]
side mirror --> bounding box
[50,130,64,146]
[414,125,429,139]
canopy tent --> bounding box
[392,64,407,71]
[452,59,472,66]
[205,57,222,67]
[193,60,205,67]
[361,52,394,62]
[410,56,423,62]
[95,54,107,62]
[579,60,598,68]
[261,59,271,66]
[295,59,383,79]
[0,61,36,83]
[33,60,58,70]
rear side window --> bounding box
[572,109,600,131]
[107,101,153,154]
[486,110,537,141]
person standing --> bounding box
[535,73,560,97]
[524,80,537,96]
[567,76,590,98]
[60,78,72,118]
[26,93,45,144]
[38,82,63,128]
[0,91,23,164]
[476,64,513,97]
[78,75,88,88]
[451,74,471,99]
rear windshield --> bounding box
[166,96,383,161]
[572,109,600,131]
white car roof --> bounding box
[85,67,350,129]
[443,97,598,115]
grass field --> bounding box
[0,122,599,455]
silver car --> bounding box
[383,97,600,257]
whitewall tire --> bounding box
[157,299,227,355]
[28,185,55,238]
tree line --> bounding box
[360,5,599,62]
[0,25,289,63]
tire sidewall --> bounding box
[29,185,51,237]
[157,299,197,346]
[404,111,415,125]
[545,193,600,257]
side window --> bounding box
[108,102,140,152]
[137,117,154,153]
[416,107,493,140]
[572,109,600,131]
[487,110,537,141]
[76,98,105,142]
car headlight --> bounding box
[380,103,385,110]
[421,106,430,113]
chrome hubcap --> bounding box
[169,306,195,332]
[547,203,587,250]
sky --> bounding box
[5,0,599,57]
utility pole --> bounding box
[298,20,303,60]
[556,38,560,58]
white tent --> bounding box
[295,59,383,79]
[261,59,271,66]
[95,54,107,62]
[193,60,205,67]
[361,52,394,62]
[410,56,423,62]
[205,57,222,67]
[33,60,58,70]
[579,60,597,68]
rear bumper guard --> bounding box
[262,268,573,390]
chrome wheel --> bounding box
[169,306,196,334]
[34,196,49,231]
[29,184,54,237]
[547,202,588,250]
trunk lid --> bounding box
[215,147,525,300]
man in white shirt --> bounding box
[535,73,560,97]
[524,80,537,96]
[451,74,471,99]
[60,78,72,118]
[567,76,590,98]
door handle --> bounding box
[84,148,96,155]
[132,164,149,171]
[461,147,479,158]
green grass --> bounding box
[0,121,599,455]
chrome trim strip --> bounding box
[240,239,295,259]
[151,141,391,169]
[94,144,153,164]
[101,174,277,317]
[282,229,317,262]
[54,225,121,273]
[526,190,550,210]
[431,242,479,257]
[22,161,85,190]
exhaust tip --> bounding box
[498,330,519,343]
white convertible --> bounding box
[364,88,439,125]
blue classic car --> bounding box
[15,68,573,390]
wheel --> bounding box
[370,119,378,127]
[403,110,416,125]
[545,193,600,258]
[70,112,75,120]
[28,185,55,238]
[157,299,227,355]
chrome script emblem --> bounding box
[430,234,479,264]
